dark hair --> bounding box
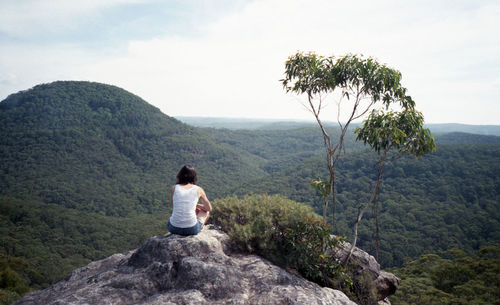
[176,165,198,185]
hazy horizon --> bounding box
[175,115,500,127]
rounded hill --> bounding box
[0,81,264,216]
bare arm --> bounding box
[170,185,175,208]
[197,187,212,212]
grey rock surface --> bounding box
[15,226,356,305]
[334,240,400,301]
[378,297,392,305]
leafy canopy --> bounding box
[389,246,500,305]
[282,52,415,110]
[355,109,436,157]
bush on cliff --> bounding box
[0,257,43,305]
[211,194,349,288]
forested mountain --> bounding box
[1,81,498,303]
[0,81,265,296]
[0,81,264,216]
[203,126,362,174]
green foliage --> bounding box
[0,267,27,295]
[1,80,498,302]
[311,179,330,199]
[212,194,320,253]
[0,257,43,304]
[436,132,500,145]
[211,195,348,287]
[204,124,361,173]
[0,81,265,216]
[282,217,347,287]
[282,52,414,108]
[355,109,436,157]
[389,246,500,305]
[0,81,267,293]
[351,108,436,262]
[0,289,19,305]
[281,52,421,224]
[0,196,166,286]
[347,270,378,305]
[229,143,500,267]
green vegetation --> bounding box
[0,197,165,283]
[212,195,352,297]
[282,52,421,224]
[229,144,499,267]
[212,194,404,305]
[0,81,265,302]
[212,195,344,282]
[1,81,499,303]
[436,132,500,144]
[0,81,264,216]
[0,257,42,305]
[350,109,435,261]
[207,122,498,267]
[203,125,363,175]
[389,246,500,305]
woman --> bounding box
[168,165,212,236]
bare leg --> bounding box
[195,204,210,225]
[197,209,210,225]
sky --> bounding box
[1,0,499,124]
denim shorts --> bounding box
[168,219,203,236]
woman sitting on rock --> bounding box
[168,165,212,236]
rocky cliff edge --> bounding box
[14,226,357,305]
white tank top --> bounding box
[169,184,199,228]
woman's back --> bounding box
[170,184,198,228]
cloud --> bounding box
[0,0,145,38]
[1,0,499,124]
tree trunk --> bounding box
[373,200,380,261]
[344,153,386,265]
[328,150,335,226]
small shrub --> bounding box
[348,269,379,305]
[0,289,20,305]
[0,257,43,304]
[281,216,346,287]
[212,194,348,287]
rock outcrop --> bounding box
[334,241,400,302]
[15,226,356,305]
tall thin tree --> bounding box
[282,52,415,225]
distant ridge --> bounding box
[435,132,500,145]
[175,116,318,130]
[177,116,500,136]
[425,123,500,136]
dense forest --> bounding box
[0,81,265,215]
[205,126,500,267]
[1,81,498,304]
[388,245,499,304]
